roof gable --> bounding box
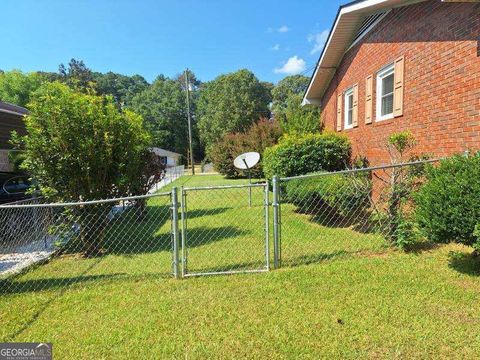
[303,0,427,105]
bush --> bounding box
[393,217,420,250]
[284,172,371,217]
[207,134,238,178]
[263,132,351,179]
[415,154,480,246]
[473,224,480,255]
[208,119,282,178]
[13,82,154,256]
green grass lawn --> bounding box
[1,174,479,359]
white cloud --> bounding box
[271,44,280,51]
[274,56,306,75]
[308,29,329,55]
[267,25,290,33]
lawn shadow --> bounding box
[283,247,391,268]
[61,204,232,257]
[0,256,104,341]
[284,250,351,267]
[405,241,439,254]
[184,226,250,247]
[448,251,480,276]
[291,202,389,235]
[189,260,267,274]
[0,271,170,296]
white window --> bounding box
[376,64,394,121]
[344,87,354,129]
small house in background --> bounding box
[151,147,182,167]
[0,101,28,172]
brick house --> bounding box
[303,0,480,165]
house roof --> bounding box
[302,0,427,105]
[0,101,28,117]
[151,147,182,158]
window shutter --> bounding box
[365,74,373,124]
[352,84,359,127]
[336,93,342,131]
[393,56,404,117]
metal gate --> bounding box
[179,183,270,277]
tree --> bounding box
[16,82,151,201]
[95,72,149,106]
[271,75,320,135]
[58,58,95,92]
[129,75,187,154]
[281,94,321,134]
[271,75,310,118]
[129,74,203,159]
[176,69,201,91]
[0,70,44,107]
[196,69,271,148]
[13,82,157,255]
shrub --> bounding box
[13,82,155,256]
[473,225,480,255]
[284,172,371,217]
[207,134,238,178]
[415,154,480,246]
[393,216,420,250]
[263,132,351,179]
[208,119,282,178]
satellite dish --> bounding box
[234,152,260,170]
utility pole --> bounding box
[185,69,195,175]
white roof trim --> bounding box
[303,0,426,105]
[345,10,390,53]
[151,147,182,158]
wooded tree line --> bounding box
[0,59,320,162]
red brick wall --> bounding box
[321,0,480,165]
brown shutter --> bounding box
[365,74,373,124]
[352,84,359,127]
[393,56,404,117]
[336,93,342,131]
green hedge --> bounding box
[415,154,480,246]
[284,172,371,217]
[263,132,351,179]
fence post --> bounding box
[171,187,181,279]
[264,183,270,271]
[272,175,281,268]
[180,186,187,277]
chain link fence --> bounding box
[273,160,437,268]
[181,183,270,276]
[0,192,174,294]
[0,159,438,294]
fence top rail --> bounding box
[279,158,441,181]
[0,191,171,209]
[183,183,267,191]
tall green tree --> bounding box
[196,69,271,148]
[95,72,149,106]
[58,58,95,92]
[129,74,202,158]
[281,94,321,134]
[0,70,44,107]
[271,75,320,134]
[271,75,310,116]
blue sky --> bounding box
[1,0,342,83]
